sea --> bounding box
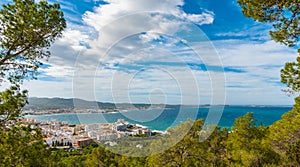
[26,106,292,131]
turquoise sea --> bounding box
[27,106,292,131]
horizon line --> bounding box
[28,97,294,107]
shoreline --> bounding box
[24,105,292,116]
[23,117,168,133]
[25,112,122,117]
[24,107,172,116]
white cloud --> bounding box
[39,64,74,78]
[22,80,74,98]
[214,23,271,41]
[215,40,296,67]
[21,0,297,105]
[81,0,212,29]
[183,11,214,25]
[69,1,214,72]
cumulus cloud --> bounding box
[73,0,214,69]
[20,0,297,105]
[82,0,213,29]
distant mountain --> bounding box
[24,97,178,111]
[24,97,289,113]
[25,97,74,110]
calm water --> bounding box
[26,106,292,130]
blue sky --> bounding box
[1,0,298,105]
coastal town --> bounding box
[21,118,155,149]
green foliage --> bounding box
[236,3,300,165]
[0,0,66,84]
[238,0,300,94]
[4,112,291,166]
[0,0,66,166]
[227,113,280,166]
[0,3,297,166]
[84,146,118,167]
[285,139,300,166]
[0,124,51,166]
[269,97,300,153]
[146,119,229,167]
[0,85,52,167]
[237,0,299,47]
[0,85,27,125]
[281,55,300,94]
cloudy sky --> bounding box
[1,0,298,105]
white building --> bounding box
[112,123,127,131]
[45,136,73,146]
[85,124,101,132]
[97,133,118,141]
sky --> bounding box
[1,0,298,105]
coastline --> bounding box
[24,106,291,132]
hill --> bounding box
[24,97,178,111]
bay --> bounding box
[26,106,292,131]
